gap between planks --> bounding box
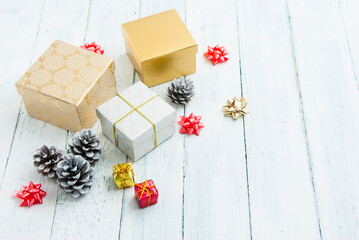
[284,0,323,238]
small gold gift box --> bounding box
[121,9,198,87]
[113,163,135,189]
[15,40,117,132]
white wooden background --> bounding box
[1,0,359,239]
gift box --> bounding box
[96,81,176,160]
[134,179,158,208]
[113,163,135,189]
[15,40,117,132]
[121,9,198,87]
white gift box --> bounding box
[96,81,176,160]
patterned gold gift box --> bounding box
[113,163,135,189]
[121,9,198,87]
[15,40,117,132]
[96,81,176,161]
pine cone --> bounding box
[67,129,102,164]
[56,154,94,198]
[33,145,63,178]
[167,77,195,105]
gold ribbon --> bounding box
[113,163,134,188]
[112,94,159,148]
[135,180,155,207]
[113,164,133,176]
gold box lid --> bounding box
[122,9,197,69]
[16,40,114,105]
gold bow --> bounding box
[135,180,155,207]
[113,163,133,176]
[223,97,249,119]
[113,94,159,147]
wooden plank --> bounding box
[287,0,359,238]
[183,0,251,239]
[237,0,322,239]
[0,0,44,187]
[0,0,90,239]
[50,1,140,239]
[338,0,359,82]
[119,2,186,240]
[2,0,359,238]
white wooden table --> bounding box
[1,0,359,239]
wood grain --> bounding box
[338,0,359,85]
[287,0,359,238]
[184,0,251,239]
[237,0,322,238]
[1,0,359,239]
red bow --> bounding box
[80,42,104,55]
[203,45,229,66]
[177,113,204,136]
[14,181,46,207]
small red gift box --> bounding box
[134,179,158,208]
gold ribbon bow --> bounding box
[223,97,249,119]
[113,164,132,175]
[135,180,155,207]
[113,94,159,147]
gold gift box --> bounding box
[113,163,135,189]
[121,9,198,87]
[15,40,117,132]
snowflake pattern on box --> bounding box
[15,40,117,132]
[96,82,176,160]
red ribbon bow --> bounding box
[203,45,229,66]
[13,181,46,207]
[80,42,104,55]
[177,113,204,136]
